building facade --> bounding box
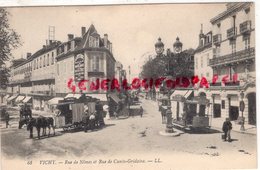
[7,41,61,110]
[55,24,116,96]
[194,29,214,81]
[3,24,117,111]
[194,2,256,125]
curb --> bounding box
[211,126,256,136]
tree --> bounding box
[140,49,194,80]
[0,8,21,89]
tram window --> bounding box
[221,100,225,109]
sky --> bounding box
[7,3,226,78]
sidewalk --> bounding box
[210,117,257,135]
[140,98,257,135]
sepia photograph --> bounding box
[0,1,257,169]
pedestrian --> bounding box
[89,112,96,130]
[4,110,10,128]
[19,105,24,120]
[140,106,143,117]
[222,118,232,142]
[82,108,89,132]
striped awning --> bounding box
[22,96,32,103]
[108,93,120,104]
[64,93,82,100]
[15,95,25,103]
[7,95,18,102]
[48,97,64,105]
[3,94,10,100]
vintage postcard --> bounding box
[0,1,257,170]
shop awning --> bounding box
[108,93,120,104]
[64,93,82,99]
[186,98,210,105]
[7,95,18,102]
[48,97,64,105]
[15,95,25,103]
[3,94,10,100]
[85,93,107,101]
[171,90,188,97]
[171,90,193,102]
[184,90,193,98]
[22,96,32,103]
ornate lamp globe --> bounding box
[173,37,183,53]
[155,37,164,55]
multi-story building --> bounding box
[55,24,116,96]
[7,41,61,109]
[194,2,256,125]
[4,24,116,110]
[115,61,123,84]
[30,41,60,110]
[194,27,214,81]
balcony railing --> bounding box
[88,71,105,77]
[227,27,237,39]
[240,20,251,34]
[210,82,222,87]
[225,81,240,86]
[31,90,54,96]
[209,47,255,66]
[213,34,221,45]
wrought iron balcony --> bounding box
[225,81,240,86]
[209,47,255,66]
[213,34,221,45]
[210,82,222,87]
[227,27,237,39]
[31,90,54,96]
[240,20,251,34]
[88,71,105,77]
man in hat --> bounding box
[82,105,90,132]
[222,118,232,142]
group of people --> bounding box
[19,104,32,119]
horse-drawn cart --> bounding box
[53,94,106,132]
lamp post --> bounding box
[155,38,174,134]
[240,91,245,131]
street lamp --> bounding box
[155,38,174,134]
[240,91,245,131]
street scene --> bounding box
[0,2,257,170]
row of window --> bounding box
[13,64,32,76]
[33,52,55,70]
[195,54,209,69]
[57,42,72,55]
[56,55,104,76]
[13,51,55,76]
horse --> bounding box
[27,116,55,139]
[18,117,30,129]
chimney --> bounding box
[26,53,32,59]
[104,34,108,48]
[81,27,86,37]
[68,34,74,41]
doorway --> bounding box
[248,93,256,125]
